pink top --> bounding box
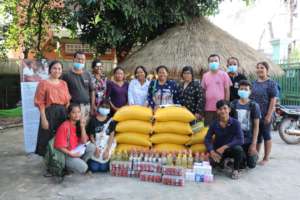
[201,70,232,111]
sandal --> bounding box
[231,170,240,180]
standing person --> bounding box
[86,102,117,172]
[34,61,70,156]
[230,80,261,169]
[91,59,107,109]
[106,67,129,116]
[147,65,180,109]
[204,100,244,179]
[201,54,232,126]
[54,104,96,174]
[62,51,95,121]
[128,66,150,106]
[226,57,247,101]
[178,66,205,119]
[250,61,277,165]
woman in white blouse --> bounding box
[128,66,150,105]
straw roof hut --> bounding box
[120,17,283,78]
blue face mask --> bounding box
[209,62,219,71]
[227,65,238,73]
[238,90,250,99]
[73,62,85,70]
[98,108,110,116]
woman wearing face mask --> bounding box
[250,62,277,166]
[54,104,96,174]
[86,102,116,172]
[34,61,70,157]
[201,54,232,126]
[106,67,129,116]
[147,65,180,109]
[91,59,107,109]
[178,66,205,119]
[226,57,247,101]
[128,66,150,106]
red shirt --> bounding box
[54,121,81,151]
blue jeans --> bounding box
[87,159,110,172]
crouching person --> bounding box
[204,100,244,179]
[54,104,96,174]
[231,80,261,169]
[86,102,116,172]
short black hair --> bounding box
[239,80,252,88]
[208,54,220,62]
[48,60,63,74]
[156,65,169,73]
[91,59,102,69]
[73,50,85,58]
[181,66,194,79]
[113,66,125,74]
[134,65,148,78]
[216,100,231,109]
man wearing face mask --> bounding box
[201,54,232,126]
[86,101,116,172]
[226,57,247,101]
[62,51,95,121]
[230,80,261,169]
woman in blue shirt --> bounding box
[147,65,179,109]
[250,61,277,166]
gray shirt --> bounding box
[62,69,94,104]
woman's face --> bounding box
[93,63,104,75]
[256,63,268,78]
[136,68,146,81]
[182,70,192,82]
[50,63,63,79]
[157,68,168,82]
[69,106,81,121]
[114,69,125,81]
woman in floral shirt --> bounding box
[178,66,205,119]
[91,59,107,109]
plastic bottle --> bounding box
[187,150,194,169]
[194,152,200,163]
[181,151,188,168]
[161,152,167,165]
[167,153,173,166]
[176,152,182,167]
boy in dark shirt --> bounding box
[204,100,244,179]
[231,80,261,168]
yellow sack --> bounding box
[151,133,190,145]
[154,106,195,122]
[115,133,151,147]
[116,120,152,134]
[153,121,192,135]
[186,127,209,145]
[153,143,186,152]
[113,105,152,122]
[190,144,207,153]
[116,144,149,152]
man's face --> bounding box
[217,105,230,119]
[239,85,251,92]
[74,53,86,64]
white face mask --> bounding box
[97,108,110,116]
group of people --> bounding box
[33,51,278,179]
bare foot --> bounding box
[259,159,269,166]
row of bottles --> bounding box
[111,149,209,168]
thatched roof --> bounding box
[120,17,283,77]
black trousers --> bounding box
[221,145,245,170]
[242,143,258,169]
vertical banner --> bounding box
[19,59,49,153]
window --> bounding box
[65,43,95,54]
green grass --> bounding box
[0,107,22,118]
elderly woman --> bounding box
[147,65,179,109]
[128,66,150,106]
[34,61,70,156]
[178,66,205,119]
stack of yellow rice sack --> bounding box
[186,127,209,153]
[113,105,153,152]
[151,106,195,152]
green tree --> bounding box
[0,0,68,59]
[65,0,226,60]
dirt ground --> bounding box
[0,127,300,200]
